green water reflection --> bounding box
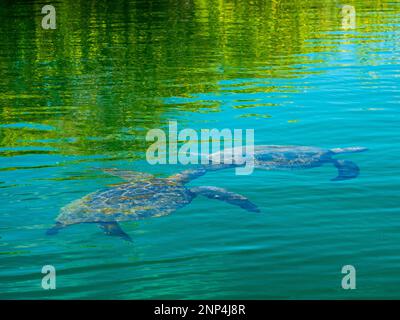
[0,0,398,156]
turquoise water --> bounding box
[0,0,400,299]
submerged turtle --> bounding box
[47,167,259,241]
[207,145,368,181]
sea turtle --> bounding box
[47,167,259,241]
[206,145,368,181]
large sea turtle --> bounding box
[47,167,259,241]
[207,145,368,181]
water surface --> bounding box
[0,0,399,299]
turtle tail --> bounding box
[330,147,368,154]
[46,222,64,236]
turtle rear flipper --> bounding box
[190,186,260,213]
[98,221,132,242]
[332,159,360,181]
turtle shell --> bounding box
[56,178,193,225]
[253,145,329,168]
[209,145,331,169]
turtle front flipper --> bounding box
[331,159,360,181]
[190,186,260,213]
[98,221,132,242]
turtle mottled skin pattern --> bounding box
[48,167,260,241]
[208,145,368,181]
[57,179,192,225]
[48,145,367,241]
[252,145,335,169]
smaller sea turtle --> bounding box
[47,168,259,241]
[207,145,368,181]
